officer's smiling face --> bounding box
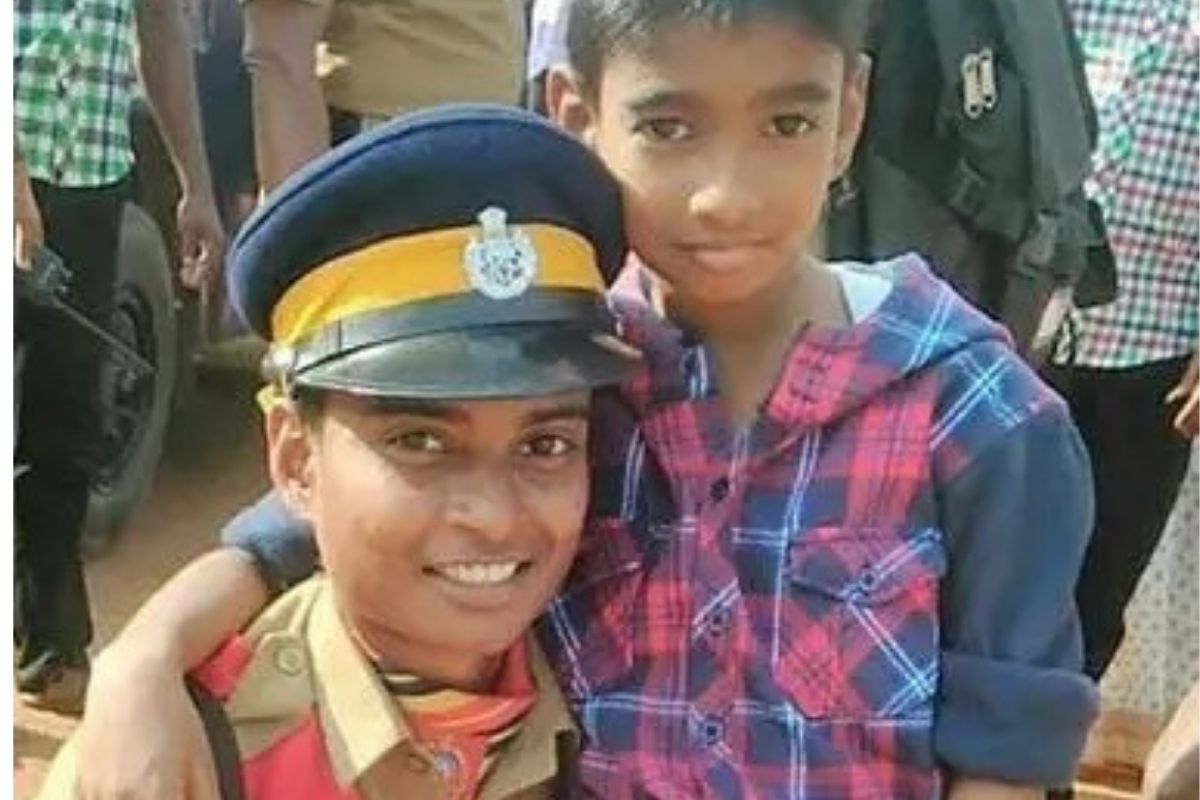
[268,390,590,689]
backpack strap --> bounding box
[943,158,1029,244]
[185,676,246,800]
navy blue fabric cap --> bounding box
[227,104,638,400]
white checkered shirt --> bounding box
[15,0,137,188]
[1055,0,1199,368]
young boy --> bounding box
[35,104,638,799]
[71,1,1099,797]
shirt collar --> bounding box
[307,583,411,787]
[305,580,576,793]
[478,641,577,800]
[609,256,966,438]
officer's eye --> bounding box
[389,430,450,455]
[633,117,694,143]
[765,113,817,138]
[519,433,577,459]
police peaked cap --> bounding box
[227,104,638,400]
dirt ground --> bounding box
[14,371,270,799]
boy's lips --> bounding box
[674,241,771,271]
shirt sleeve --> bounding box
[934,406,1099,786]
[32,735,79,799]
[221,490,319,594]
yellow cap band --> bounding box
[270,222,603,345]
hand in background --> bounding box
[175,190,226,289]
[14,160,43,270]
[1166,353,1199,439]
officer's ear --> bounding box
[547,66,598,149]
[265,400,317,520]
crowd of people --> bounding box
[13,0,1198,798]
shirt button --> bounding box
[698,716,725,748]
[859,570,879,592]
[273,643,305,676]
[709,477,730,503]
[707,608,732,639]
[432,750,460,780]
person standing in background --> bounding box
[241,0,526,191]
[1046,0,1199,681]
[14,0,225,711]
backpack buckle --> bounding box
[961,48,999,119]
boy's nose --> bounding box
[687,151,765,230]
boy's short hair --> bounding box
[566,0,875,93]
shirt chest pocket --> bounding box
[549,517,647,697]
[772,526,947,720]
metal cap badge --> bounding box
[464,207,539,300]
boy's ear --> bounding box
[833,54,871,178]
[546,66,598,148]
[265,402,316,521]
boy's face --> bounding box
[551,20,867,310]
[268,391,591,675]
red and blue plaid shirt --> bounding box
[540,256,1097,797]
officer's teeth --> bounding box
[440,562,520,586]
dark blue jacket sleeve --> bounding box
[221,490,319,593]
[935,407,1099,786]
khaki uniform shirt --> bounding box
[305,0,525,118]
[38,577,578,799]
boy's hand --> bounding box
[1166,353,1199,439]
[947,777,1043,800]
[175,190,225,290]
[14,160,43,270]
[73,647,219,800]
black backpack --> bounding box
[826,0,1117,353]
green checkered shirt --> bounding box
[15,0,138,188]
[1053,0,1200,368]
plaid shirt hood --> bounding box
[610,255,1014,436]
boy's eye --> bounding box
[519,434,577,459]
[634,117,693,143]
[765,113,816,138]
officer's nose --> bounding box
[445,463,523,546]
